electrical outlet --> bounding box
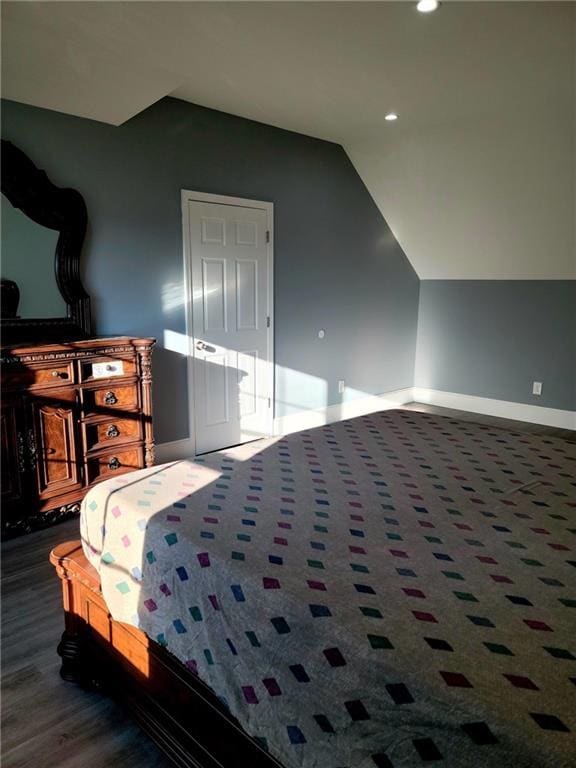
[338,380,345,394]
[532,381,542,396]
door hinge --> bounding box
[266,230,270,244]
[266,316,271,328]
[268,397,272,408]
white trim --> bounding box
[181,192,196,457]
[180,190,275,454]
[154,438,196,464]
[273,388,414,436]
[267,205,275,431]
[181,189,273,212]
[413,388,576,430]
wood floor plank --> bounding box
[1,518,172,768]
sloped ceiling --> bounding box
[2,1,574,279]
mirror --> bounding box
[1,195,66,318]
[0,140,92,344]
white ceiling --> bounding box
[2,1,575,279]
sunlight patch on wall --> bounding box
[275,364,328,418]
[161,281,186,313]
[163,329,191,356]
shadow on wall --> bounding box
[151,344,191,444]
[161,328,383,447]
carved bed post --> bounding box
[51,547,89,684]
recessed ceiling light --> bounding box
[385,113,399,122]
[417,0,440,12]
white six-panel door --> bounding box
[183,193,273,454]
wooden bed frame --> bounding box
[50,541,283,768]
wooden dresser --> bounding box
[1,337,154,537]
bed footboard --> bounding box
[50,541,282,768]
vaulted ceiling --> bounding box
[2,1,574,279]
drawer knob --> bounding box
[106,424,120,439]
[108,457,121,470]
[51,370,63,378]
[104,391,118,405]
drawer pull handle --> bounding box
[108,457,121,470]
[104,391,118,405]
[106,424,120,439]
[51,370,65,378]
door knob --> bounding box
[196,341,206,351]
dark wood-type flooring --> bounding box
[2,404,574,767]
[1,515,172,768]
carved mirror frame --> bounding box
[1,139,92,344]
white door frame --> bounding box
[181,189,275,456]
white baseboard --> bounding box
[273,388,414,436]
[154,437,195,464]
[413,388,576,431]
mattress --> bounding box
[81,409,576,768]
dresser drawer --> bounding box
[79,357,137,383]
[83,384,139,415]
[86,448,143,485]
[2,362,75,390]
[84,418,142,453]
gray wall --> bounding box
[1,97,419,443]
[415,280,576,412]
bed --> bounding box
[51,409,576,767]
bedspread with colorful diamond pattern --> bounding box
[81,410,576,768]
